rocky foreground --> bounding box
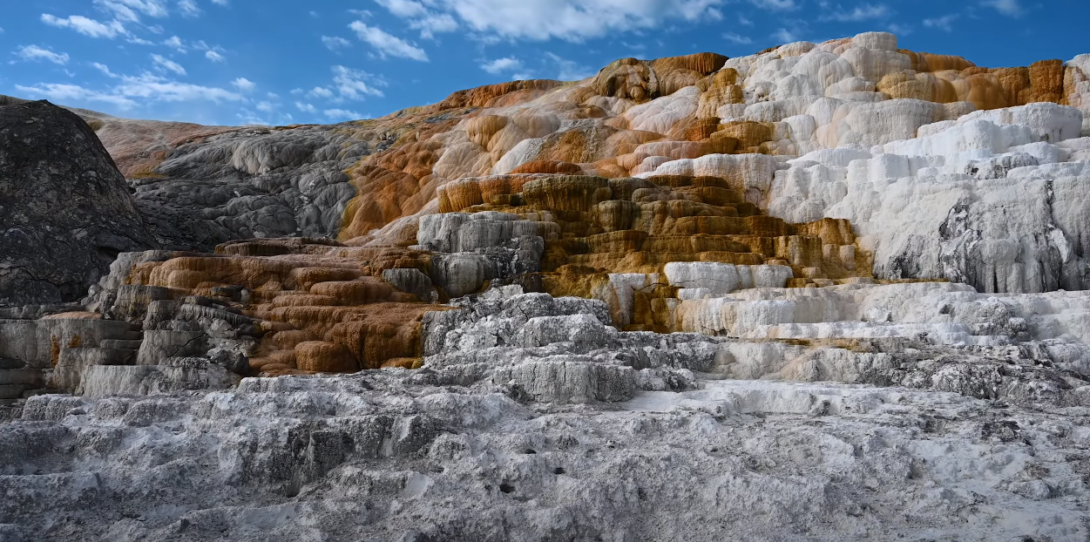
[2,32,1090,541]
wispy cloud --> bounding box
[93,0,168,22]
[15,45,70,65]
[923,13,959,32]
[888,23,913,36]
[178,0,201,17]
[92,62,119,77]
[16,71,244,111]
[231,77,255,92]
[771,28,798,42]
[348,22,429,61]
[324,108,363,121]
[372,0,727,42]
[322,36,352,51]
[41,14,127,38]
[981,0,1024,17]
[164,35,186,52]
[480,57,523,74]
[750,0,796,10]
[15,83,136,108]
[819,3,890,22]
[724,32,753,45]
[331,65,386,99]
[540,52,591,81]
[151,54,186,75]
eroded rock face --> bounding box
[0,100,156,305]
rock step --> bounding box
[0,384,36,400]
[53,347,140,393]
[0,358,25,369]
[98,339,143,350]
[0,369,44,386]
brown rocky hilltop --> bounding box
[1,32,1090,541]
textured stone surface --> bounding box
[0,100,156,305]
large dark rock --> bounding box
[0,100,156,305]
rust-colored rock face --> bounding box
[431,168,869,331]
[110,238,440,374]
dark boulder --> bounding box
[0,100,156,305]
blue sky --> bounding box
[1,0,1086,126]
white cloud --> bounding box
[723,32,753,45]
[738,14,754,26]
[16,83,136,108]
[16,72,242,111]
[113,73,242,103]
[266,92,279,99]
[771,27,798,42]
[151,54,186,75]
[749,0,796,10]
[231,77,256,91]
[92,62,119,77]
[211,0,228,5]
[236,110,270,126]
[295,101,316,113]
[480,57,523,74]
[372,0,727,42]
[544,52,593,81]
[331,65,386,99]
[178,0,201,17]
[94,0,168,22]
[374,0,427,18]
[290,88,304,95]
[322,36,352,50]
[205,50,225,62]
[308,87,335,99]
[324,108,362,121]
[164,35,186,52]
[348,22,429,61]
[981,0,1023,17]
[923,14,958,32]
[41,14,127,38]
[256,101,274,112]
[888,23,913,36]
[15,45,70,65]
[411,13,459,38]
[819,3,889,22]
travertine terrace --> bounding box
[1,32,1090,541]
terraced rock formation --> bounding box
[2,32,1090,541]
